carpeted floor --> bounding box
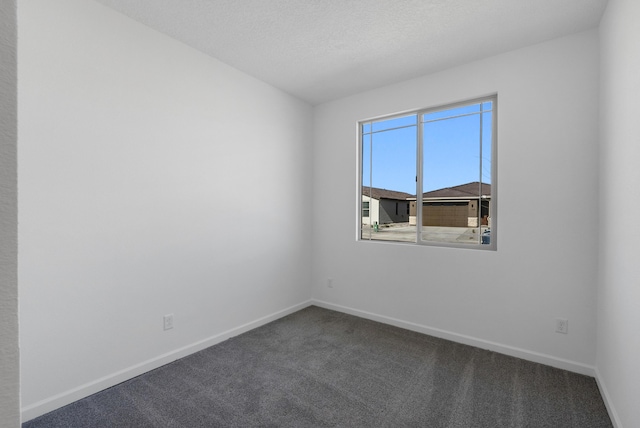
[23,306,612,427]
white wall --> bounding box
[312,31,600,373]
[0,0,20,426]
[18,0,312,419]
[361,195,379,226]
[597,0,640,426]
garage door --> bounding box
[423,202,469,227]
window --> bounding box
[360,96,496,249]
[362,201,370,218]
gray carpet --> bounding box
[23,306,612,427]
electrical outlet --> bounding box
[163,314,174,331]
[327,278,334,288]
[555,318,568,334]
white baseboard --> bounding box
[21,300,313,422]
[23,299,606,423]
[311,299,597,377]
[594,367,622,428]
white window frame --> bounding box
[357,95,497,250]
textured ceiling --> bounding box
[94,0,608,105]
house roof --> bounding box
[363,182,491,201]
[362,187,413,201]
[422,182,491,199]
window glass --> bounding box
[362,201,370,217]
[371,114,416,133]
[360,96,496,249]
[361,116,417,242]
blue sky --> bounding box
[362,102,492,194]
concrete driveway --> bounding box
[361,223,489,245]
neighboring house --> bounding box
[409,182,491,227]
[361,187,413,225]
